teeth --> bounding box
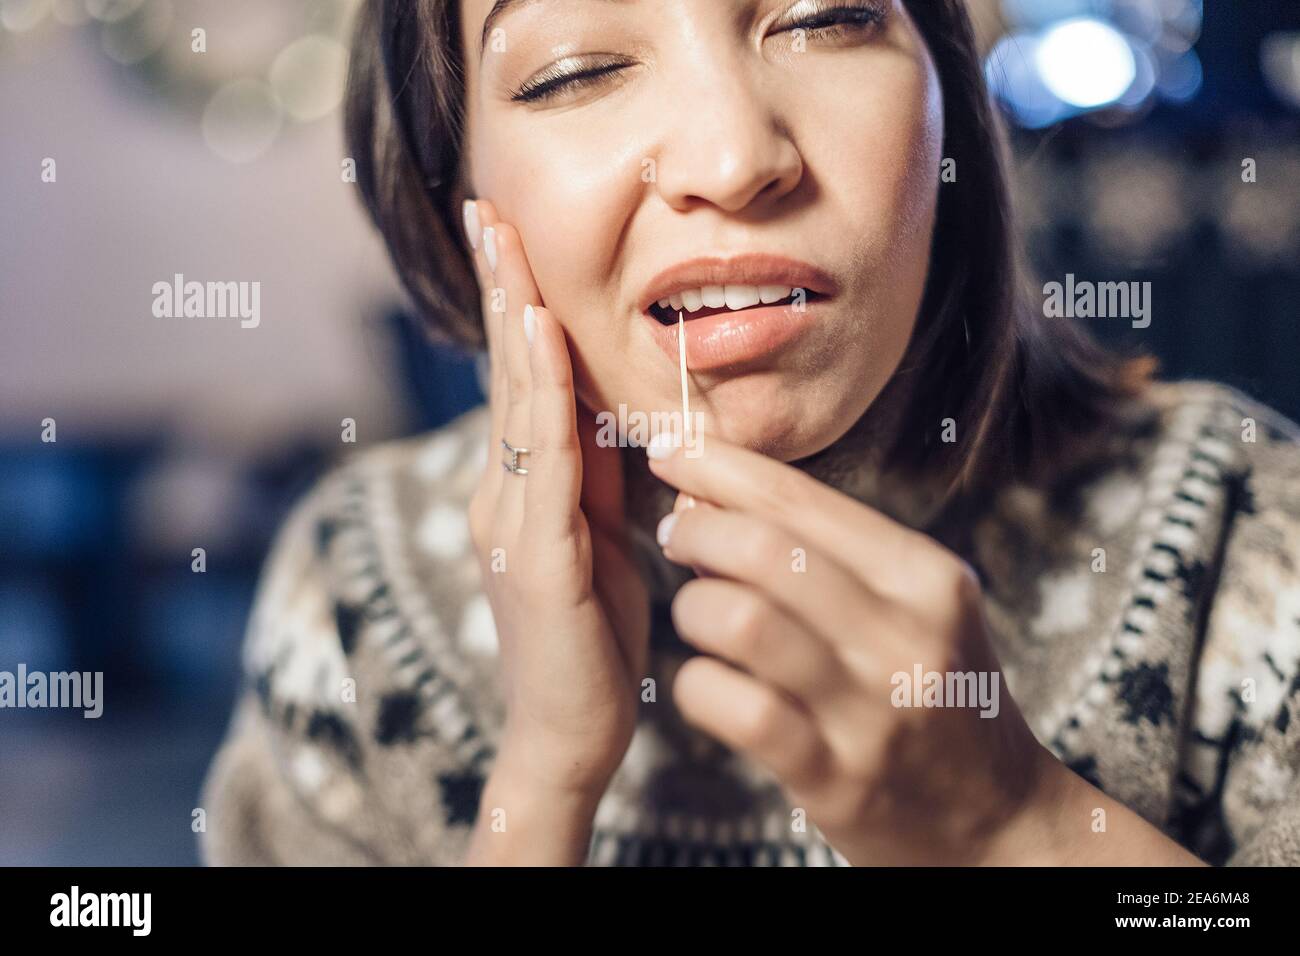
[724,285,762,310]
[701,285,726,309]
[653,284,797,316]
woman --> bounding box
[199,0,1300,865]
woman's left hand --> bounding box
[647,432,1202,866]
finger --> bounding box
[673,492,699,513]
[673,656,829,791]
[462,197,493,315]
[524,305,583,541]
[671,578,849,703]
[672,491,713,578]
[464,199,508,502]
[657,505,894,655]
[464,199,504,414]
[487,220,543,534]
[485,220,540,403]
[646,435,935,601]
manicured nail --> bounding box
[462,200,480,250]
[523,304,537,346]
[647,431,679,461]
[656,512,678,548]
[483,226,497,271]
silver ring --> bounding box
[501,438,529,475]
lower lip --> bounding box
[642,300,822,371]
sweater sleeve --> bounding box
[198,472,382,864]
[199,459,489,866]
[1173,399,1300,865]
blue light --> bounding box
[987,33,1071,128]
[1001,0,1105,30]
[1035,17,1138,109]
[1157,48,1204,103]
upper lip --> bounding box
[637,253,840,315]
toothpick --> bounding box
[678,310,690,445]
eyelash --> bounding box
[510,59,631,104]
[780,1,886,39]
[508,1,887,104]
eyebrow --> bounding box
[479,0,632,55]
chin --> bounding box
[684,363,859,457]
[585,368,863,463]
[713,421,840,462]
[700,393,847,463]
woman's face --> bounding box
[460,0,943,461]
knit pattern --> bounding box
[199,380,1300,865]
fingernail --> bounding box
[647,431,679,461]
[483,226,497,271]
[462,200,480,250]
[523,304,536,346]
[656,512,678,548]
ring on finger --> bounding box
[502,438,530,476]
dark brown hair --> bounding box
[344,0,1154,495]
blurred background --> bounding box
[0,0,1298,865]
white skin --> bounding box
[458,0,1206,865]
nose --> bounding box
[652,50,804,215]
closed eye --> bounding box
[510,57,634,104]
[508,1,887,105]
[772,0,888,40]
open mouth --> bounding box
[647,287,823,325]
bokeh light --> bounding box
[201,78,283,164]
[988,0,1208,127]
[1036,18,1137,109]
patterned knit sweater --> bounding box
[199,380,1300,866]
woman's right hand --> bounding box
[461,200,651,853]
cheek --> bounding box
[819,61,943,260]
[811,50,942,376]
[473,123,639,320]
[892,64,944,245]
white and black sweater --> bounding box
[198,380,1300,866]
